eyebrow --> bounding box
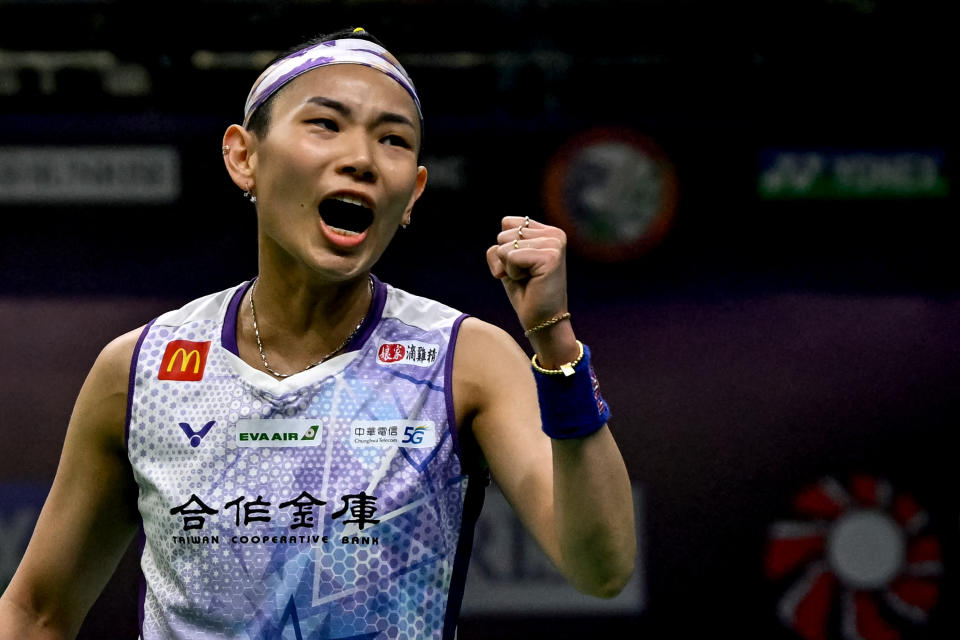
[306,96,416,130]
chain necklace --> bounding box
[250,277,372,379]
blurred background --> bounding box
[1,0,956,638]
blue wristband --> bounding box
[532,342,611,439]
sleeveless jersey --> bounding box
[126,277,485,639]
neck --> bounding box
[239,269,375,377]
[255,268,373,334]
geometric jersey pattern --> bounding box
[127,278,477,639]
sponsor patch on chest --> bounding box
[350,420,437,449]
[158,340,211,381]
[376,340,441,367]
[235,419,322,448]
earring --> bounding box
[221,145,230,156]
[243,186,257,204]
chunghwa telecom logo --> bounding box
[350,420,436,449]
[401,425,428,445]
[765,474,942,640]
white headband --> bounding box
[243,37,422,127]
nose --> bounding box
[336,129,376,183]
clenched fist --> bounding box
[486,216,572,350]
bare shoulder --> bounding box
[88,325,144,406]
[451,317,539,439]
[453,318,531,398]
[97,326,144,376]
[455,317,528,364]
[76,326,146,448]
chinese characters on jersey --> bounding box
[170,490,380,532]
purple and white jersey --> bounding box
[126,277,484,639]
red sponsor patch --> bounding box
[158,340,211,381]
[377,343,406,363]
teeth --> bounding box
[332,195,369,209]
[328,226,361,237]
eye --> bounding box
[307,118,338,131]
[381,134,411,149]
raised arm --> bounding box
[0,329,142,639]
[454,216,635,597]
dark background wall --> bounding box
[1,1,956,638]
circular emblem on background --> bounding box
[542,127,678,262]
[765,474,943,640]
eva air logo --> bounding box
[235,419,323,448]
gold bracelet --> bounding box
[523,311,571,337]
[531,340,584,377]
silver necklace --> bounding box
[250,277,372,379]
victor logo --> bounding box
[158,340,211,381]
[179,420,216,448]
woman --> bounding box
[0,27,634,639]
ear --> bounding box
[402,165,428,226]
[222,124,258,191]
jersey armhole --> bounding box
[445,313,489,479]
[124,318,157,451]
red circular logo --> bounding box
[377,343,406,363]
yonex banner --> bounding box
[0,145,180,204]
[758,149,949,200]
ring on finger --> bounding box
[518,226,524,238]
[523,216,530,228]
[513,239,519,249]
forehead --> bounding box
[271,64,420,123]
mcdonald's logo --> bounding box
[158,340,211,381]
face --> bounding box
[242,64,426,283]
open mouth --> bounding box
[317,196,374,236]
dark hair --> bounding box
[245,28,408,141]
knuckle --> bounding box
[544,237,562,250]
